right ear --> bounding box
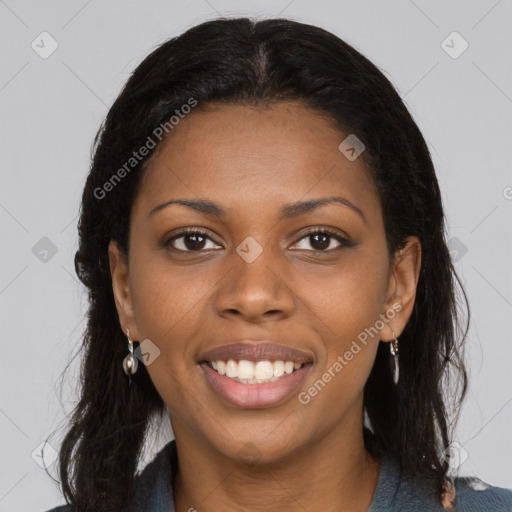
[108,240,140,340]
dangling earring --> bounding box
[123,328,138,387]
[390,330,399,385]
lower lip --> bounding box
[200,362,311,408]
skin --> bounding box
[109,101,421,512]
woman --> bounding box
[45,17,512,511]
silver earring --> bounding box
[123,328,138,386]
[390,331,399,385]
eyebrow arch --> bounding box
[149,196,366,223]
[281,196,365,223]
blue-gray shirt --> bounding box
[46,439,512,511]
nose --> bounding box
[214,246,296,323]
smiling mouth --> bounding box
[201,359,309,384]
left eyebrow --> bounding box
[149,195,366,223]
[280,196,366,223]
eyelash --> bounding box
[163,227,351,253]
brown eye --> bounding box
[309,233,331,251]
[292,229,349,252]
[165,229,221,252]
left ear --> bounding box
[379,236,422,342]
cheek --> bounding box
[128,262,209,415]
[129,244,213,335]
[127,252,216,380]
[301,254,388,399]
[307,251,388,341]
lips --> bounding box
[198,341,314,365]
[200,361,312,408]
[197,340,314,408]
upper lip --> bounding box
[199,341,314,364]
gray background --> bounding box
[1,1,511,510]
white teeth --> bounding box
[209,358,304,382]
[238,360,255,379]
[273,360,284,377]
[254,361,274,380]
[226,359,238,378]
[230,375,281,384]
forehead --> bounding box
[135,101,380,218]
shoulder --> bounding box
[396,472,512,512]
[452,476,512,511]
[42,439,177,512]
[371,455,512,512]
[129,438,177,510]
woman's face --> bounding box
[110,101,420,463]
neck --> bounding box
[171,409,381,512]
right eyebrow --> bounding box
[149,199,225,218]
